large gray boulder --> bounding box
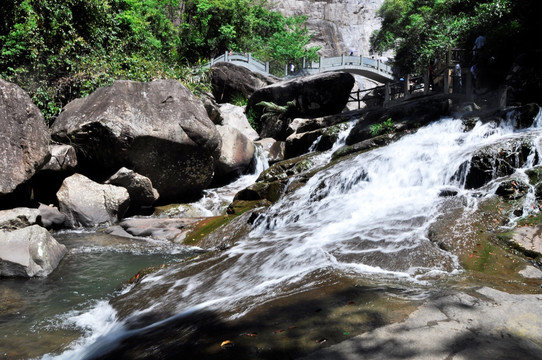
[219,103,260,141]
[246,72,355,133]
[0,79,50,201]
[215,125,255,181]
[255,138,285,164]
[38,203,67,229]
[210,62,278,104]
[57,173,130,228]
[0,225,67,277]
[51,80,221,202]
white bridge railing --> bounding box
[204,52,395,81]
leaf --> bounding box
[220,340,234,348]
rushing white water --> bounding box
[166,144,270,217]
[43,109,542,359]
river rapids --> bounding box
[11,107,542,359]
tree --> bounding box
[266,15,320,68]
[370,0,537,77]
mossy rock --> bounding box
[234,181,286,203]
[257,154,317,183]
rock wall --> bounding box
[268,0,385,58]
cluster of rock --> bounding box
[0,63,358,277]
[2,47,540,277]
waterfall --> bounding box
[179,144,270,216]
[43,109,542,359]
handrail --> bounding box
[203,52,394,81]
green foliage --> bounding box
[265,15,321,67]
[369,118,394,137]
[0,0,319,124]
[231,94,248,107]
[0,0,184,123]
[247,108,259,132]
[371,0,537,77]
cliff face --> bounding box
[267,0,385,58]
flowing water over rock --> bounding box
[19,108,542,359]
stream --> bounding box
[2,108,542,359]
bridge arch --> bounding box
[205,52,395,83]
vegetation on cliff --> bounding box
[371,0,539,79]
[0,0,319,123]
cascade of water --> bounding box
[44,109,542,359]
[186,144,270,216]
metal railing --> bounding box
[204,52,394,81]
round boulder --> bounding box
[0,225,67,277]
[106,167,159,209]
[210,62,278,103]
[57,173,130,228]
[219,103,259,141]
[247,72,355,127]
[215,125,255,181]
[51,80,221,203]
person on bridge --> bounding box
[453,63,462,93]
[473,35,486,59]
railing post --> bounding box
[225,51,229,62]
[341,55,345,66]
[385,82,391,102]
[302,57,306,69]
[248,53,252,63]
[265,61,269,74]
[443,68,449,94]
[284,63,288,77]
[404,74,410,99]
[319,56,322,72]
[377,59,380,71]
[466,69,473,100]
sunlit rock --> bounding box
[57,173,130,228]
[51,80,220,203]
[0,79,50,204]
[0,225,67,277]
